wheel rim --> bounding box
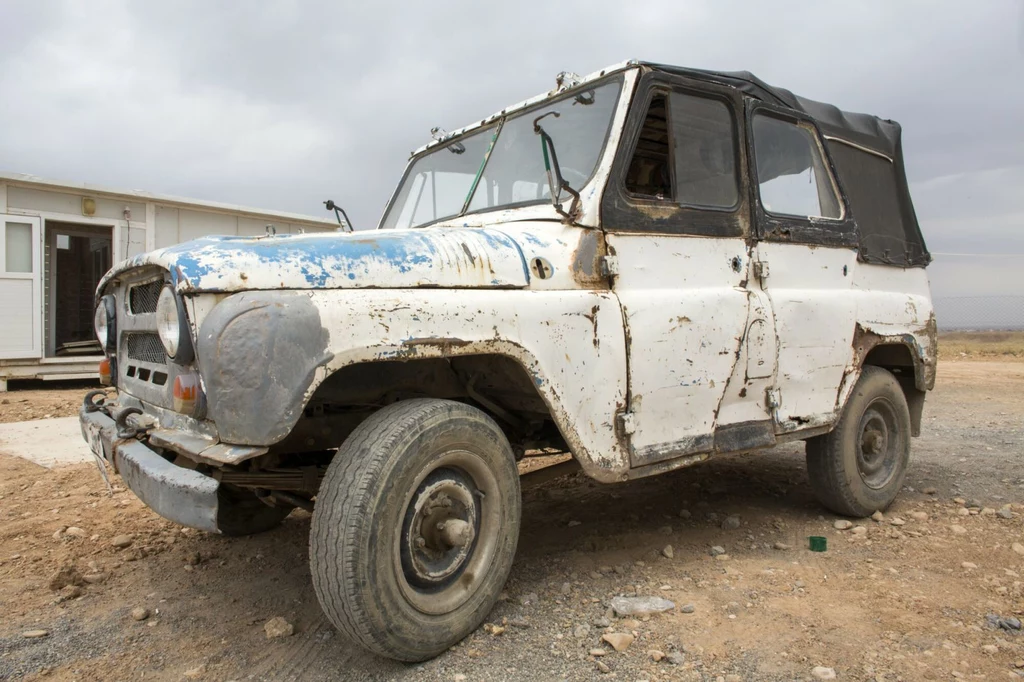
[856,398,901,490]
[395,449,502,615]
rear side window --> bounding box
[752,114,842,220]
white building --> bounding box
[0,172,340,390]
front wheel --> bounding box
[310,399,521,662]
[806,366,912,517]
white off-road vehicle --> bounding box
[81,61,935,661]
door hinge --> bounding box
[600,255,619,277]
[753,259,769,281]
[617,410,636,435]
[766,387,782,410]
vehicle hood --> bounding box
[99,227,531,294]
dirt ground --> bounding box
[1,359,1023,681]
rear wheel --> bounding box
[806,366,911,517]
[310,399,521,662]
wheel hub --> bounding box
[856,402,898,489]
[403,473,478,587]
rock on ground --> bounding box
[264,617,294,639]
[812,666,837,680]
[601,632,634,652]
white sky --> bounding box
[1,0,1021,298]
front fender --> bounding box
[196,288,630,480]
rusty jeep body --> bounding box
[81,60,935,661]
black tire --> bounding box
[309,399,521,662]
[806,366,911,517]
[216,485,292,536]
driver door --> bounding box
[602,75,774,467]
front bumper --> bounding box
[80,404,221,533]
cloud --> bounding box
[0,0,1020,295]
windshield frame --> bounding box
[378,73,625,230]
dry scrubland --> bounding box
[0,344,1022,681]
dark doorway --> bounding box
[45,221,112,357]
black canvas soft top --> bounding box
[644,62,929,267]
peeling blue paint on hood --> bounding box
[99,228,531,294]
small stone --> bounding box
[923,487,937,495]
[601,632,635,652]
[1014,543,1024,556]
[22,629,49,638]
[589,648,608,657]
[662,545,674,559]
[725,676,742,682]
[666,651,685,665]
[951,525,968,535]
[681,604,696,614]
[593,617,611,628]
[454,675,467,682]
[567,520,581,527]
[520,592,539,606]
[65,527,87,538]
[998,508,1014,519]
[83,572,107,584]
[111,535,133,549]
[773,542,791,550]
[957,507,971,516]
[596,661,611,674]
[871,511,885,522]
[185,551,201,566]
[811,666,837,680]
[982,644,999,655]
[710,546,726,556]
[183,664,206,679]
[58,585,83,601]
[484,623,505,636]
[649,649,665,662]
[132,607,150,621]
[678,509,691,519]
[890,517,906,526]
[833,520,853,530]
[961,562,978,570]
[722,516,741,530]
[715,554,731,561]
[48,563,84,591]
[560,581,571,595]
[574,623,591,639]
[910,511,929,521]
[264,617,294,639]
[851,526,868,536]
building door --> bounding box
[0,215,42,359]
[44,222,112,357]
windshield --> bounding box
[381,78,622,230]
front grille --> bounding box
[124,332,166,364]
[129,280,163,314]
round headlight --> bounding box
[94,303,109,349]
[156,286,182,357]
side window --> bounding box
[624,91,739,209]
[624,94,671,199]
[669,92,738,209]
[752,114,842,219]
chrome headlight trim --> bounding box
[156,286,194,364]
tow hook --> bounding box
[83,390,109,414]
[114,407,145,439]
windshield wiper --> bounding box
[532,112,581,223]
